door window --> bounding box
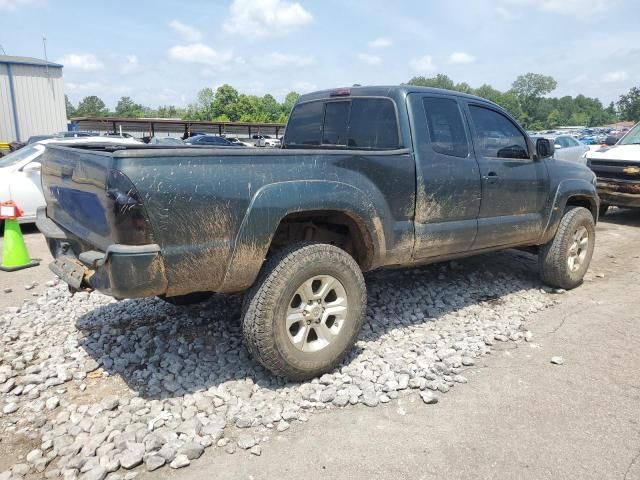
[423,97,469,158]
[469,105,529,159]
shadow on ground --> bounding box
[75,249,542,400]
[599,207,640,227]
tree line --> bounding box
[65,74,640,129]
[65,86,300,124]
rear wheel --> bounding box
[242,242,366,380]
[539,207,595,289]
[158,291,213,306]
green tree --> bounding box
[65,95,76,119]
[76,95,108,117]
[407,74,455,90]
[115,96,144,118]
[282,91,300,114]
[260,94,281,122]
[473,84,524,122]
[212,84,240,120]
[546,109,562,128]
[617,87,640,121]
[510,73,557,127]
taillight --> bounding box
[106,170,154,245]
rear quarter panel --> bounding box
[116,148,415,295]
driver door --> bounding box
[464,103,550,249]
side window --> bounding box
[284,101,324,146]
[469,105,529,159]
[348,98,399,149]
[323,101,349,146]
[422,97,469,158]
[568,137,581,147]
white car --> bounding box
[0,137,140,225]
[253,135,281,148]
[532,135,590,163]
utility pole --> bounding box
[42,36,50,79]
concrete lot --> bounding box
[1,210,639,480]
[149,209,640,480]
[0,224,54,310]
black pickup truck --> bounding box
[38,86,599,380]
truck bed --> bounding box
[40,143,415,297]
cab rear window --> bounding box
[284,98,400,150]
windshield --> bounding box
[0,145,43,168]
[619,123,640,145]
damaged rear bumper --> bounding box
[37,208,168,299]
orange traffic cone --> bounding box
[0,201,39,272]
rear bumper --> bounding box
[597,179,640,208]
[37,208,168,299]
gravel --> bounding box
[0,254,552,477]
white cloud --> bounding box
[496,0,614,18]
[255,52,314,69]
[169,20,203,42]
[368,37,392,49]
[602,71,628,82]
[57,53,103,71]
[292,81,317,92]
[448,52,476,65]
[357,53,382,66]
[0,0,43,11]
[409,55,437,73]
[224,0,312,39]
[167,43,234,70]
[120,55,139,74]
[66,81,103,92]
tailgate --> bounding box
[41,145,152,251]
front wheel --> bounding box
[539,207,595,289]
[242,243,366,380]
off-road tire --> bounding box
[242,242,366,380]
[539,206,595,289]
[158,291,213,306]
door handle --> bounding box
[482,172,499,182]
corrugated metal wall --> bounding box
[0,64,17,141]
[10,64,67,142]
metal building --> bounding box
[0,55,67,143]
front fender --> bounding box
[540,179,598,244]
[219,180,391,292]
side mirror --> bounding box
[604,135,618,146]
[22,161,42,173]
[554,143,562,149]
[536,138,554,159]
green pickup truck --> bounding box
[38,86,599,380]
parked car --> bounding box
[224,136,251,147]
[184,135,236,146]
[532,135,590,163]
[586,121,640,216]
[253,134,281,147]
[39,85,598,380]
[0,136,140,226]
[148,136,184,145]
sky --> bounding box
[1,0,638,110]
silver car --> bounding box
[534,135,590,163]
